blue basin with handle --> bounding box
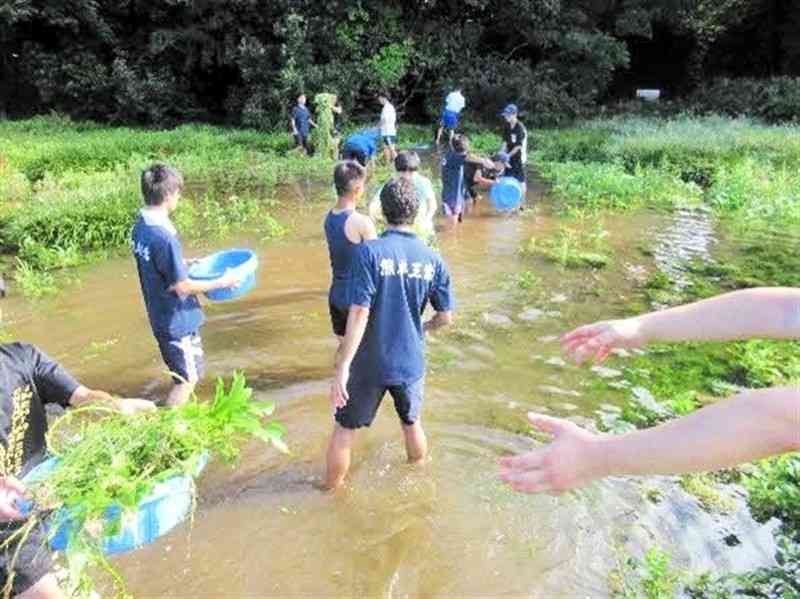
[188,249,258,302]
[489,177,523,211]
[20,452,208,555]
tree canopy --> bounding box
[1,0,797,126]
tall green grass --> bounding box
[533,115,800,225]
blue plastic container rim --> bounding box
[188,249,258,282]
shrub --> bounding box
[690,77,800,123]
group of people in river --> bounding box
[0,93,797,598]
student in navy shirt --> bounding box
[341,128,380,168]
[500,103,528,196]
[441,134,470,228]
[324,178,455,490]
[324,161,376,339]
[0,343,153,598]
[290,94,316,155]
[131,164,240,407]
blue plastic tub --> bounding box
[188,249,258,302]
[21,452,209,555]
[489,177,524,211]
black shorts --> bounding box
[0,519,52,596]
[294,133,311,154]
[342,147,368,167]
[508,160,526,183]
[335,375,425,429]
[156,333,205,385]
[329,302,348,337]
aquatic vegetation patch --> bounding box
[522,223,610,269]
[607,546,683,599]
[23,372,287,597]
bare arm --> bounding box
[563,288,800,364]
[423,311,453,333]
[172,271,239,297]
[330,305,370,409]
[500,386,800,493]
[69,386,156,414]
[290,117,297,134]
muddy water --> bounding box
[4,179,779,596]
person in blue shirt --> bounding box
[324,161,377,340]
[324,178,455,490]
[131,164,240,407]
[289,94,316,155]
[341,127,381,168]
[441,134,470,227]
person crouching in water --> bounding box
[325,162,377,342]
[368,151,438,243]
[464,151,510,207]
[324,178,455,490]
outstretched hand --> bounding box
[499,413,605,494]
[561,318,645,365]
[0,476,27,521]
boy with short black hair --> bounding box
[324,177,455,490]
[500,103,528,196]
[325,161,377,339]
[290,94,316,155]
[132,164,240,407]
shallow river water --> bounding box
[4,172,780,597]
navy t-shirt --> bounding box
[344,129,380,159]
[292,105,311,136]
[131,210,204,339]
[349,230,455,385]
[0,343,79,475]
[441,150,466,204]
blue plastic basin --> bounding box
[22,452,209,555]
[489,177,523,211]
[188,249,258,302]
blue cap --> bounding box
[500,104,518,117]
[493,151,511,165]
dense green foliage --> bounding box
[2,1,799,127]
[30,373,286,596]
[534,115,800,225]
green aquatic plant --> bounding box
[311,93,338,160]
[608,547,683,599]
[24,372,287,597]
[523,225,610,269]
[14,259,58,299]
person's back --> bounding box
[349,230,448,383]
[441,145,467,225]
[343,128,379,166]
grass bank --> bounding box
[533,115,800,226]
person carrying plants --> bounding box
[324,178,455,490]
[0,342,154,599]
[132,164,240,408]
[325,161,377,341]
[500,287,800,495]
[435,89,466,147]
[341,128,381,168]
[368,151,438,243]
[378,93,398,163]
[499,103,528,197]
[290,94,317,156]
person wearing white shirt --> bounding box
[436,89,466,146]
[378,93,398,162]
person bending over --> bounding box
[0,342,154,599]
